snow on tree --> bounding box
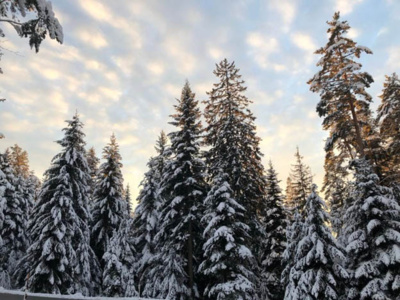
[132,132,169,297]
[102,219,138,297]
[13,113,100,295]
[204,58,267,257]
[281,209,303,294]
[147,82,206,299]
[200,171,257,300]
[343,159,400,300]
[284,184,348,300]
[285,147,313,215]
[0,0,63,60]
[258,161,287,300]
[308,11,374,159]
[91,134,128,267]
[125,184,132,217]
[376,73,400,185]
[86,146,100,200]
[0,151,28,289]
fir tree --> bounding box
[150,82,206,299]
[376,73,400,185]
[125,184,132,216]
[200,171,257,300]
[344,159,400,300]
[9,144,30,178]
[0,151,28,289]
[258,161,287,300]
[133,132,169,297]
[284,185,348,300]
[14,114,99,295]
[86,146,100,200]
[102,219,138,297]
[91,134,128,266]
[286,147,313,214]
[203,58,267,271]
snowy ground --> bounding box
[0,288,162,300]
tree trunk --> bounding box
[188,220,194,300]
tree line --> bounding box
[1,11,400,300]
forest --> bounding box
[1,1,400,300]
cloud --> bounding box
[335,0,364,15]
[77,29,108,49]
[386,46,400,69]
[291,33,317,52]
[268,0,296,31]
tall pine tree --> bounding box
[14,114,99,295]
[91,134,128,267]
[343,159,400,300]
[149,82,206,299]
[258,161,287,300]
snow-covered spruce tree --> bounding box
[14,114,100,295]
[204,58,267,254]
[91,134,128,267]
[149,82,206,299]
[376,73,400,185]
[132,132,169,297]
[0,151,28,289]
[281,209,303,295]
[286,147,313,215]
[200,171,257,300]
[102,219,138,297]
[86,146,100,200]
[344,159,400,300]
[125,184,132,216]
[258,161,287,300]
[284,184,348,300]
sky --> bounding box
[1,0,399,206]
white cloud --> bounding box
[336,0,363,15]
[246,32,284,70]
[78,29,108,49]
[386,46,400,69]
[268,0,296,31]
[291,33,317,52]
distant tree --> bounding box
[133,132,169,297]
[14,114,99,296]
[91,134,128,267]
[376,73,400,185]
[0,151,28,289]
[200,171,257,300]
[102,219,138,297]
[8,144,29,178]
[284,185,348,300]
[150,82,206,299]
[343,159,400,300]
[286,147,313,214]
[86,146,100,200]
[258,161,287,300]
[125,184,132,216]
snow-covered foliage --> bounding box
[285,147,312,214]
[200,171,257,300]
[14,114,100,296]
[102,219,138,297]
[284,184,348,300]
[0,0,63,55]
[86,147,100,201]
[0,151,28,289]
[258,161,287,300]
[344,159,400,300]
[146,82,206,299]
[91,134,128,267]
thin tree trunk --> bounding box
[347,94,365,157]
[188,219,194,300]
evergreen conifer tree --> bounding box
[258,161,287,300]
[125,184,132,216]
[149,82,206,299]
[133,132,169,297]
[284,185,348,300]
[200,171,257,300]
[286,147,313,214]
[0,151,28,289]
[14,114,99,295]
[376,73,400,185]
[86,146,100,200]
[91,134,128,266]
[344,159,400,300]
[102,219,138,297]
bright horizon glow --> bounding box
[1,0,399,208]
